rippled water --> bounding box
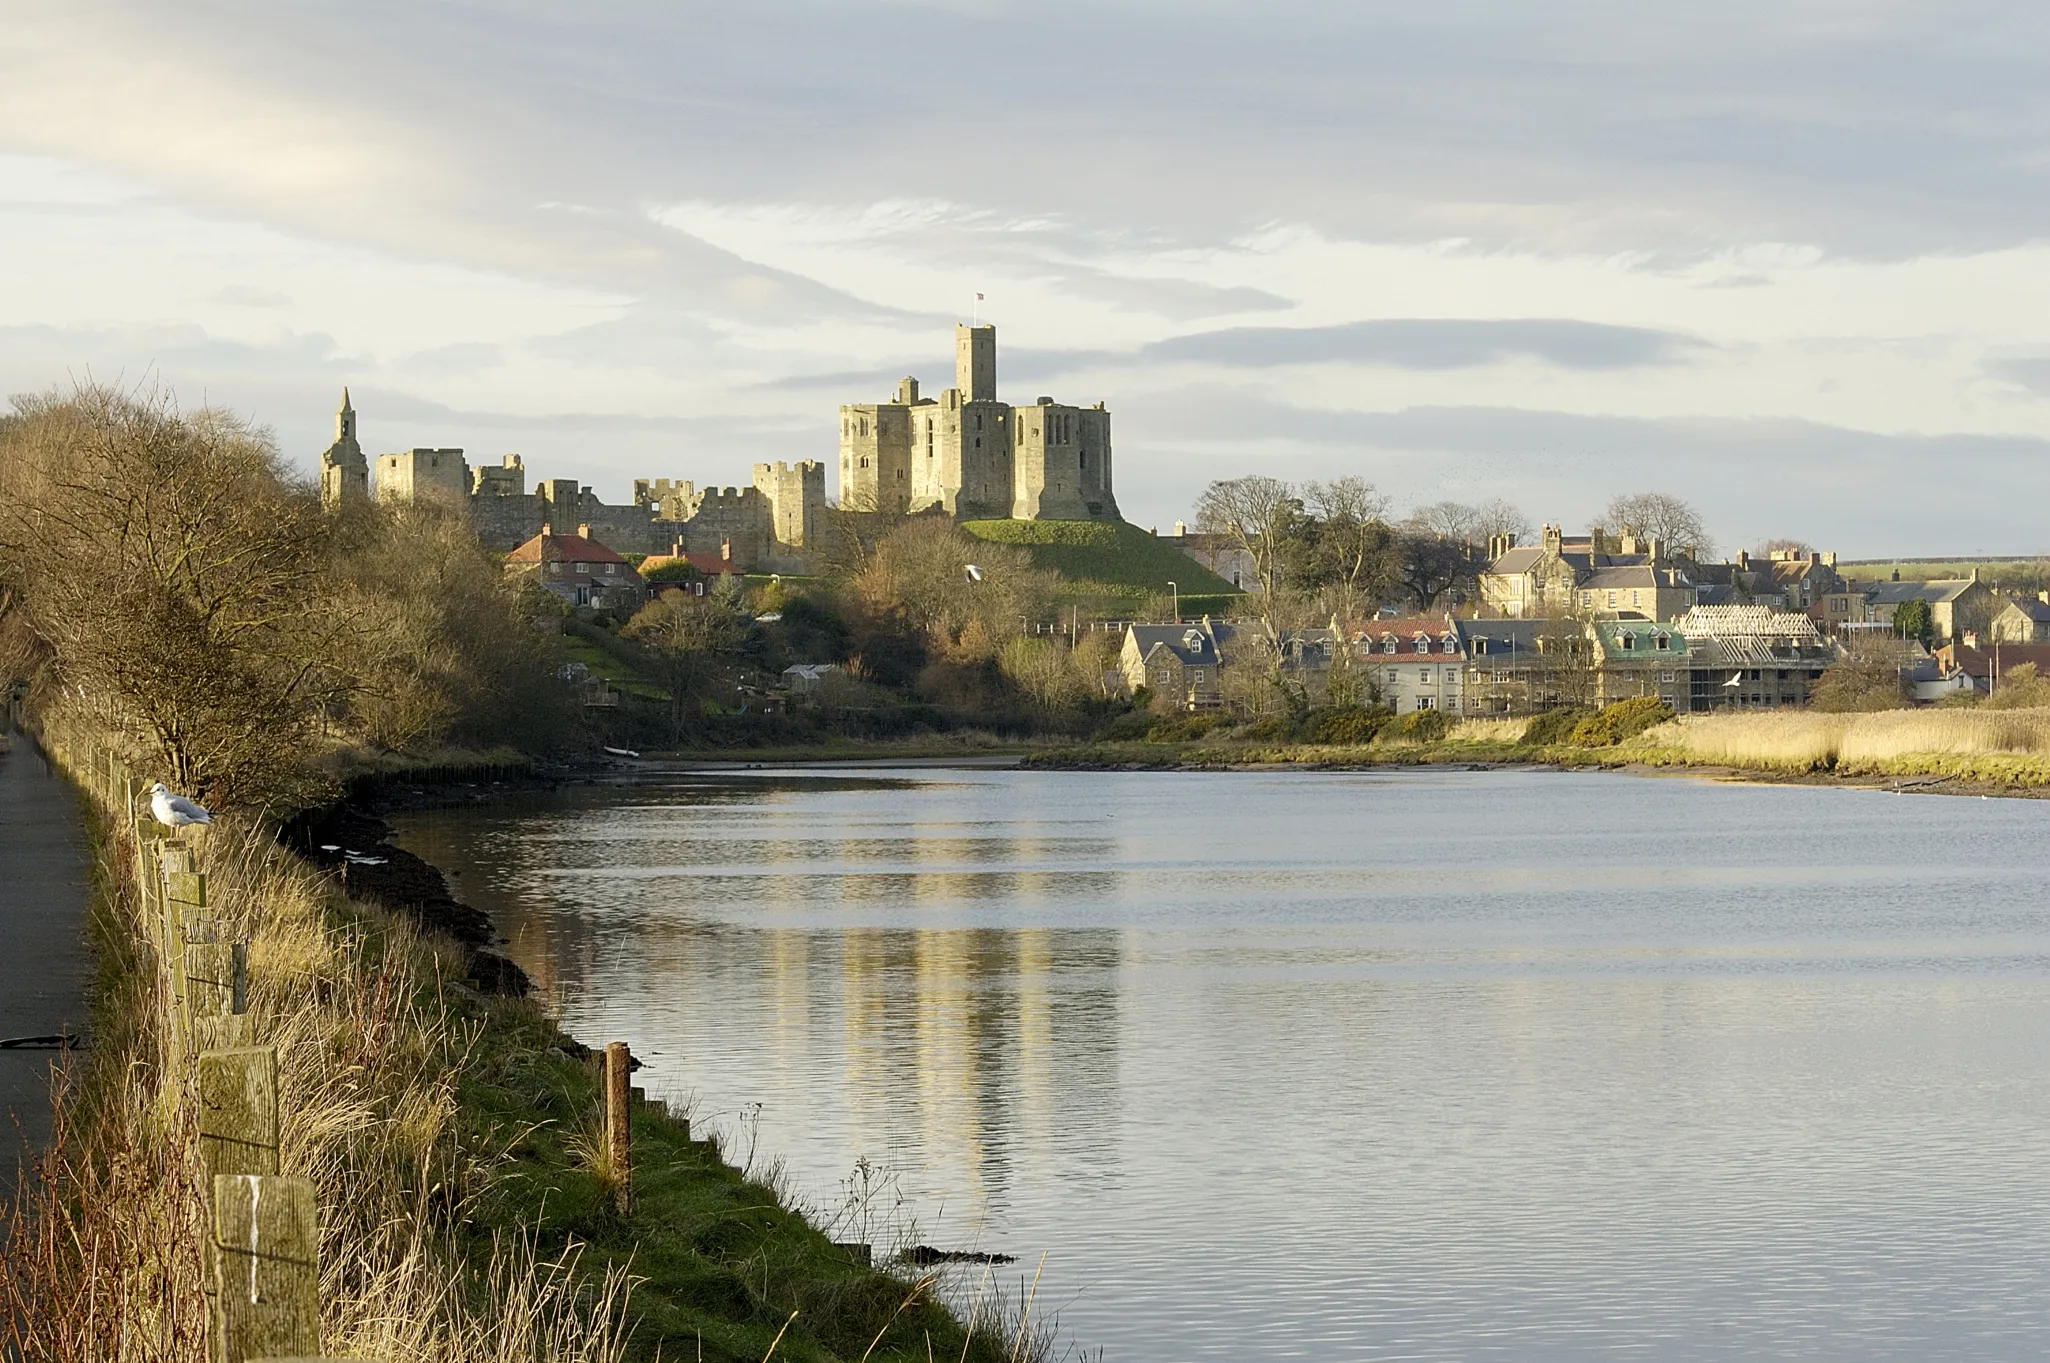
[392,766,2050,1360]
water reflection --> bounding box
[395,769,2050,1360]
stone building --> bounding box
[840,325,1119,522]
[1120,619,1229,710]
[331,392,824,570]
[317,389,369,509]
[503,524,646,611]
[1479,526,1692,620]
[1989,593,2050,643]
[1345,617,1466,713]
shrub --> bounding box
[1301,705,1392,745]
[1145,712,1230,743]
[1567,696,1676,747]
[1237,714,1296,742]
[1394,708,1452,742]
[1521,707,1592,746]
[1092,710,1156,742]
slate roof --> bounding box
[1999,596,2050,623]
[1858,578,1977,607]
[1127,621,1229,667]
[1453,619,1550,658]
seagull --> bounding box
[148,782,212,828]
[964,564,984,583]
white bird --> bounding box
[964,563,984,583]
[149,782,212,828]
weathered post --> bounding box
[186,935,248,1037]
[604,1041,633,1215]
[198,1046,280,1180]
[211,1174,320,1363]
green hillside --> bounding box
[961,518,1242,614]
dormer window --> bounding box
[1655,634,1670,651]
[1474,638,1489,656]
[1382,635,1396,654]
[1414,633,1431,652]
[1442,636,1457,654]
[1621,632,1636,651]
[1182,629,1205,652]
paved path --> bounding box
[0,720,93,1183]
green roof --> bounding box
[1595,621,1688,658]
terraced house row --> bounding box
[1123,605,1841,716]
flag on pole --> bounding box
[976,292,985,300]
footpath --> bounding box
[0,720,93,1183]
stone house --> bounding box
[1591,621,1691,711]
[503,524,646,611]
[1850,573,1996,643]
[1479,526,1689,619]
[1452,619,1568,714]
[1119,619,1229,710]
[1989,593,2050,643]
[1344,617,1465,712]
[1677,605,1836,710]
[1170,525,1260,592]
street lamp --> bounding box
[1167,581,1179,623]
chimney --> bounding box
[673,538,687,556]
[1174,520,1188,537]
[1542,524,1563,554]
[1964,630,1980,648]
[1645,536,1661,564]
[721,537,732,562]
[577,522,594,540]
[1619,533,1639,556]
[1737,550,1750,570]
[1891,568,1900,581]
[540,522,553,538]
[1808,551,1820,564]
[1823,551,1837,567]
[1589,527,1608,555]
[2038,590,2048,605]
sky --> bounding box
[6,1,2050,556]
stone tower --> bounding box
[318,388,369,510]
[837,324,1118,523]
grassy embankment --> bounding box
[2,730,1042,1363]
[960,519,1242,618]
[1028,706,2050,792]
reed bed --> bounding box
[1446,717,1531,745]
[1632,706,2050,778]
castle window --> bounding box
[1079,451,1087,469]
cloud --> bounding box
[211,285,294,309]
[1141,319,1706,370]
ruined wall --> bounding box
[752,460,826,556]
[375,448,469,507]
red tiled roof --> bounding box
[642,550,742,577]
[506,529,632,566]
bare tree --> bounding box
[1535,613,1600,708]
[1409,500,1482,544]
[1194,475,1300,600]
[1603,491,1713,558]
[852,517,1053,660]
[1472,498,1533,544]
[0,384,343,804]
[1301,476,1398,618]
[624,589,748,741]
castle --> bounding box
[317,392,826,571]
[839,324,1119,521]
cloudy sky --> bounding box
[6,1,2050,555]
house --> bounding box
[1452,619,1565,714]
[504,524,647,610]
[640,537,747,596]
[1591,621,1692,711]
[1690,548,1843,613]
[1933,640,2050,695]
[1846,572,1996,643]
[1170,525,1261,592]
[1120,617,1231,710]
[1344,617,1465,712]
[1676,605,1837,710]
[1900,656,1975,704]
[1479,525,1692,619]
[1989,593,2050,643]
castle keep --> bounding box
[319,393,825,571]
[840,324,1119,521]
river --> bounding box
[392,765,2050,1361]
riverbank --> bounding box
[1,733,1035,1362]
[1019,705,2050,798]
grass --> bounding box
[1624,706,2050,783]
[3,719,1056,1363]
[959,519,1241,610]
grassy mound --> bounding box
[960,519,1240,612]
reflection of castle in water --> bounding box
[401,787,1127,1210]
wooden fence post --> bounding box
[198,1046,280,1180]
[604,1041,633,1215]
[211,1174,320,1363]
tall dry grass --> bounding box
[1632,706,2050,776]
[0,725,633,1363]
[1446,717,1530,745]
